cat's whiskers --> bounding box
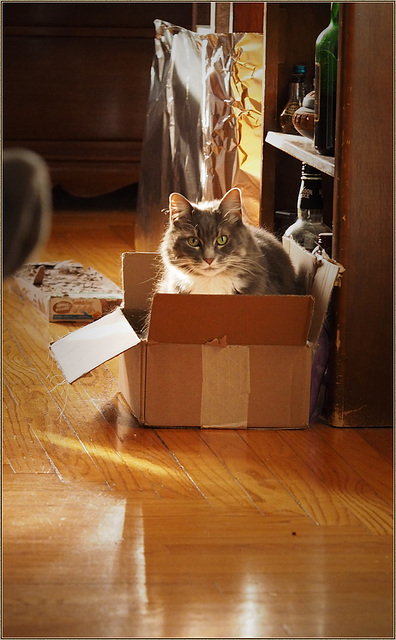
[223,257,268,277]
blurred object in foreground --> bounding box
[3,148,52,278]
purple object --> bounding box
[309,319,330,423]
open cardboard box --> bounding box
[51,237,342,429]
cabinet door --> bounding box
[3,3,193,196]
[328,2,394,427]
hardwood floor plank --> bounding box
[3,307,134,489]
[2,461,16,476]
[49,339,203,499]
[240,429,363,527]
[3,474,393,639]
[5,574,392,640]
[200,429,313,523]
[49,210,134,232]
[3,328,109,485]
[156,429,260,509]
[101,395,207,499]
[3,582,291,639]
[2,472,63,490]
[110,223,136,250]
[358,427,394,466]
[35,232,89,266]
[3,383,54,474]
[313,424,393,505]
[281,428,393,535]
[37,210,134,291]
[44,228,132,287]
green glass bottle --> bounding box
[314,3,339,156]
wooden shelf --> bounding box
[265,131,335,177]
[262,4,393,427]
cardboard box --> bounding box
[51,239,342,429]
[13,262,123,322]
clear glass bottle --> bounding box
[315,232,333,258]
[284,163,331,251]
[314,3,339,155]
[280,65,307,135]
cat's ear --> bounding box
[169,193,192,222]
[219,188,242,219]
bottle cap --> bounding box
[294,64,307,75]
[317,232,333,257]
[302,163,322,177]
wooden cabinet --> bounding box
[3,2,194,196]
[260,2,394,427]
[328,3,393,427]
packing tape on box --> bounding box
[201,345,250,429]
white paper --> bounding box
[282,236,342,345]
[50,307,140,383]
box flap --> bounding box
[308,257,340,344]
[122,252,158,312]
[283,236,343,345]
[148,293,314,346]
[50,307,140,383]
[282,236,317,294]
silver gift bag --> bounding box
[136,20,264,250]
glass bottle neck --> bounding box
[289,81,302,102]
[330,2,339,26]
[297,209,324,222]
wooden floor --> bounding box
[2,195,394,639]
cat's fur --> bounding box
[156,188,298,296]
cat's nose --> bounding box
[204,258,214,265]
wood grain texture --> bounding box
[328,2,394,427]
[3,3,194,196]
[2,199,393,639]
[233,3,264,33]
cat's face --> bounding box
[163,188,249,277]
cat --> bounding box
[156,187,298,296]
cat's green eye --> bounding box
[216,235,228,246]
[187,236,200,247]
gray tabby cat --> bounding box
[157,188,298,295]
